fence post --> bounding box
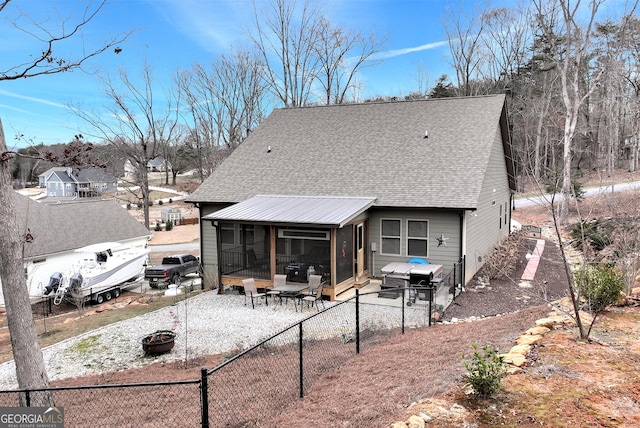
[428,287,433,327]
[355,289,360,354]
[298,322,304,398]
[401,287,406,334]
[200,367,209,428]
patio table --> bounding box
[271,284,308,306]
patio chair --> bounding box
[299,279,325,311]
[267,274,286,303]
[299,274,323,297]
[242,278,267,309]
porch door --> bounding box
[356,223,364,280]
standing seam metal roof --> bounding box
[203,195,376,227]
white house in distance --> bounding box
[187,95,516,301]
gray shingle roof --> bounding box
[13,193,150,259]
[74,168,117,183]
[188,94,512,209]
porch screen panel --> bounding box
[336,225,353,284]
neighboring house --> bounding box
[187,95,516,301]
[38,167,117,198]
[0,193,151,306]
[161,206,183,225]
[123,159,136,178]
[147,157,170,172]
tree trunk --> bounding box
[0,118,53,406]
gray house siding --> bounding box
[367,208,462,278]
[199,203,229,289]
[464,124,512,283]
[46,175,74,197]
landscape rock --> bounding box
[525,326,550,336]
[407,414,425,428]
[516,334,543,346]
[502,352,527,367]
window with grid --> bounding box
[407,220,429,257]
[381,219,401,255]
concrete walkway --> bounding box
[521,239,545,281]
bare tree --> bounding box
[177,46,267,180]
[0,0,129,404]
[251,0,385,107]
[480,4,532,89]
[313,17,386,105]
[251,0,320,107]
[442,1,490,96]
[71,63,179,228]
[532,0,606,224]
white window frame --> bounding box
[406,219,429,258]
[380,218,401,255]
[277,229,330,240]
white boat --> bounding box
[28,240,150,306]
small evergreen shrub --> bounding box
[158,199,164,205]
[569,220,612,251]
[462,344,507,398]
[169,198,173,203]
[154,222,161,232]
[166,220,173,231]
[574,264,625,312]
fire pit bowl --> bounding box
[141,330,176,355]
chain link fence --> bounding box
[0,287,441,427]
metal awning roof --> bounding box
[203,195,377,228]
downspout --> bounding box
[459,210,465,286]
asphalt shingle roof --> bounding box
[13,193,150,259]
[188,94,512,209]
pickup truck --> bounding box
[144,254,201,288]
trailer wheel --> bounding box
[113,288,120,298]
[104,291,112,301]
[95,294,104,304]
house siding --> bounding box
[464,124,512,283]
[199,203,229,289]
[367,208,462,278]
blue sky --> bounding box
[2,0,478,148]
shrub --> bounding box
[462,344,507,398]
[154,222,161,232]
[574,264,625,313]
[126,203,131,210]
[169,198,173,203]
[166,220,173,231]
[158,199,164,205]
[569,220,612,251]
